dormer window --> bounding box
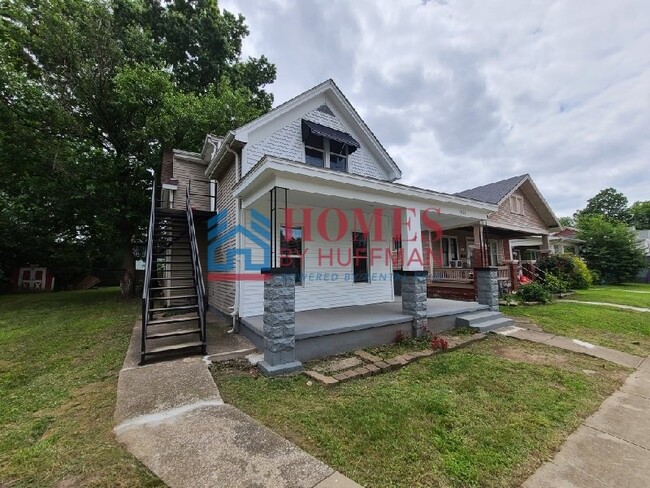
[301,119,359,173]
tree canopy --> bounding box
[575,187,631,224]
[0,0,275,294]
[630,201,650,230]
[576,214,645,284]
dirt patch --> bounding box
[489,343,571,367]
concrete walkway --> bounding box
[494,322,650,486]
[561,299,650,313]
[524,358,650,487]
[494,325,644,368]
[114,320,361,488]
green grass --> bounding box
[503,302,650,356]
[570,283,650,308]
[0,289,163,487]
[215,336,627,488]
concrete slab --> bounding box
[241,298,488,339]
[544,336,642,368]
[638,357,650,372]
[314,471,363,487]
[621,370,650,399]
[115,357,222,425]
[116,404,334,488]
[584,391,650,450]
[524,425,650,488]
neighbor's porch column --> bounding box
[472,223,488,267]
[399,207,428,337]
[540,234,551,257]
[257,268,303,376]
[475,267,499,311]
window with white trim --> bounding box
[441,236,459,266]
[304,133,348,172]
[510,195,524,215]
[352,232,369,283]
[280,226,303,285]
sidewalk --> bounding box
[524,358,650,487]
[114,320,361,488]
[493,323,650,487]
[561,299,650,313]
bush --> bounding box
[518,282,553,303]
[570,256,593,289]
[536,254,592,290]
[543,274,570,294]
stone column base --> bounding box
[258,360,304,377]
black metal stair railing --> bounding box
[141,178,156,364]
[185,182,207,354]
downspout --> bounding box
[226,146,241,332]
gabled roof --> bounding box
[206,79,402,181]
[456,174,561,229]
[456,175,528,205]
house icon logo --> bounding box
[207,209,271,277]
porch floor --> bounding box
[242,298,489,339]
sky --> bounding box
[221,0,650,217]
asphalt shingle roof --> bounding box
[455,174,529,204]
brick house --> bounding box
[423,174,561,300]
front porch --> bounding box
[240,298,490,361]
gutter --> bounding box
[205,130,236,178]
[225,146,241,332]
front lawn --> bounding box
[0,289,162,487]
[503,302,650,356]
[214,336,627,488]
[570,283,650,308]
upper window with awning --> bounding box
[301,119,360,173]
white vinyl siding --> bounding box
[238,206,394,317]
[244,103,389,180]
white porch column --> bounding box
[400,207,423,271]
[399,207,428,337]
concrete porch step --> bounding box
[455,311,514,332]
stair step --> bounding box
[470,317,515,332]
[145,341,204,355]
[150,285,196,290]
[147,328,201,340]
[151,294,197,300]
[149,276,194,280]
[455,311,504,327]
[150,304,199,312]
[148,316,198,326]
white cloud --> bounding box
[221,0,650,216]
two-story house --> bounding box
[141,79,516,372]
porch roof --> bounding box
[233,156,497,224]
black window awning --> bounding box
[301,119,360,154]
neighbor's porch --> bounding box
[240,297,490,361]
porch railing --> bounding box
[430,267,473,282]
[497,266,511,281]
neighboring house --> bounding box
[422,174,561,299]
[637,230,650,283]
[509,227,584,260]
[141,79,516,369]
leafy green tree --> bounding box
[575,188,631,224]
[0,0,275,295]
[630,201,650,230]
[576,214,645,284]
[558,216,575,227]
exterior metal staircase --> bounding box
[141,182,207,364]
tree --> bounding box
[558,216,575,227]
[575,188,631,224]
[630,201,650,230]
[576,214,645,284]
[0,0,275,296]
